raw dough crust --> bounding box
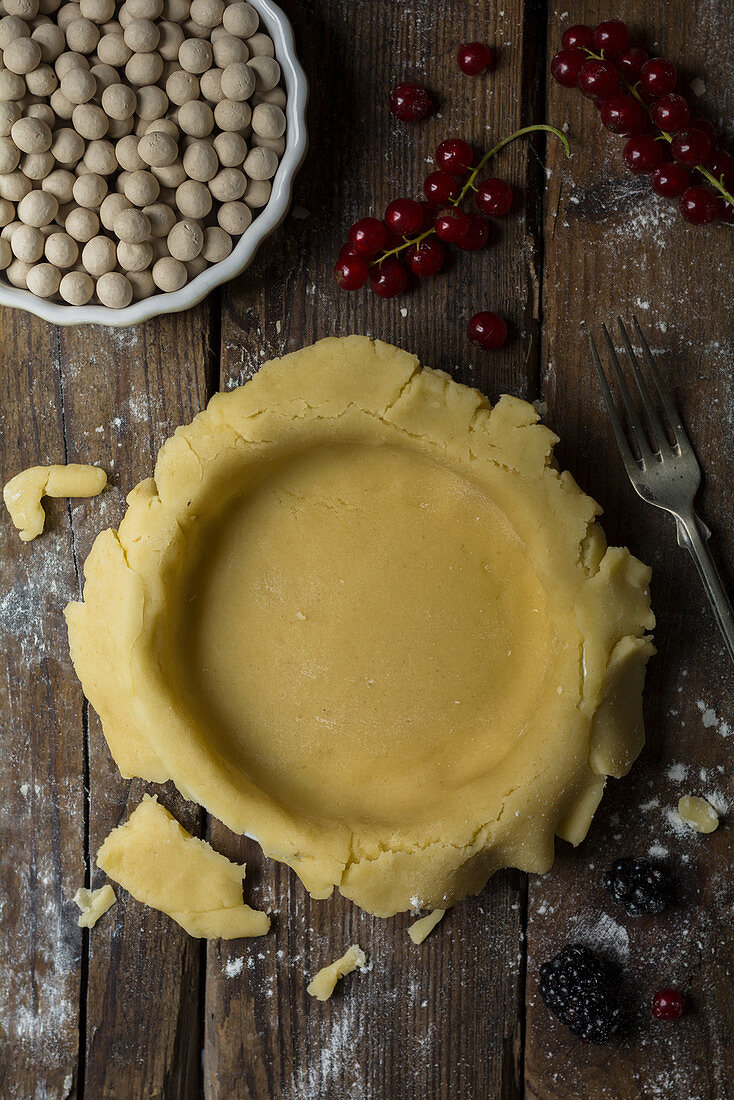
[3,463,106,541]
[408,909,445,944]
[307,945,366,1001]
[96,794,270,938]
[66,336,655,917]
[74,883,116,927]
[678,795,719,833]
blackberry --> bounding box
[604,857,673,916]
[538,944,624,1043]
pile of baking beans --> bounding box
[0,0,286,307]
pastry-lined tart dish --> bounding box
[66,336,655,917]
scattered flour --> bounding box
[697,700,732,738]
[225,956,244,978]
[666,763,688,782]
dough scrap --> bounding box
[66,336,655,917]
[73,884,116,928]
[678,795,719,834]
[408,909,445,944]
[3,463,107,541]
[307,945,366,1001]
[97,795,270,939]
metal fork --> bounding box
[587,315,734,663]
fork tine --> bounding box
[585,327,640,475]
[616,318,669,452]
[599,322,653,463]
[631,314,692,452]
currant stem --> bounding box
[584,48,734,209]
[377,123,572,265]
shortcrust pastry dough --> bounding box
[97,795,270,938]
[408,909,445,944]
[66,336,655,917]
[3,463,107,541]
[307,945,366,1001]
[678,795,719,833]
[74,884,116,928]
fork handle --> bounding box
[676,514,734,663]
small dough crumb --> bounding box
[408,908,446,944]
[97,794,270,938]
[74,884,116,928]
[307,944,366,1001]
[3,463,107,541]
[678,795,719,833]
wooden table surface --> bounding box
[2,1,733,1097]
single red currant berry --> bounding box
[671,127,712,167]
[334,255,369,290]
[468,311,508,350]
[616,46,649,81]
[601,95,649,136]
[705,149,734,188]
[689,116,717,145]
[717,197,734,224]
[434,206,470,244]
[577,59,623,101]
[679,185,718,225]
[457,42,495,76]
[550,48,586,88]
[651,162,690,197]
[651,989,685,1021]
[457,212,489,251]
[389,81,433,122]
[405,237,445,277]
[475,178,514,216]
[338,242,361,260]
[435,138,475,175]
[369,257,408,298]
[651,93,691,133]
[562,24,593,51]
[592,20,631,57]
[423,170,460,204]
[640,57,677,98]
[623,134,665,173]
[348,217,388,256]
[385,198,426,237]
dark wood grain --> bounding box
[525,2,734,1097]
[204,1,545,1096]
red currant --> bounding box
[623,134,665,173]
[651,93,691,133]
[385,198,425,237]
[405,237,445,277]
[651,989,685,1021]
[640,58,677,98]
[651,162,690,197]
[457,213,489,251]
[434,206,470,244]
[435,138,474,175]
[468,311,507,350]
[616,46,649,81]
[338,242,360,260]
[671,127,712,167]
[389,81,433,122]
[679,185,717,225]
[369,257,408,298]
[717,197,734,224]
[457,42,495,76]
[601,95,648,136]
[423,170,460,204]
[562,24,593,51]
[334,255,369,290]
[705,149,734,188]
[577,59,623,101]
[348,217,388,256]
[592,20,631,57]
[475,178,514,216]
[690,116,717,145]
[550,48,586,88]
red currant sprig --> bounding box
[551,20,734,225]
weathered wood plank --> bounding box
[205,0,545,1095]
[54,309,214,1099]
[0,314,85,1099]
[526,3,734,1096]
